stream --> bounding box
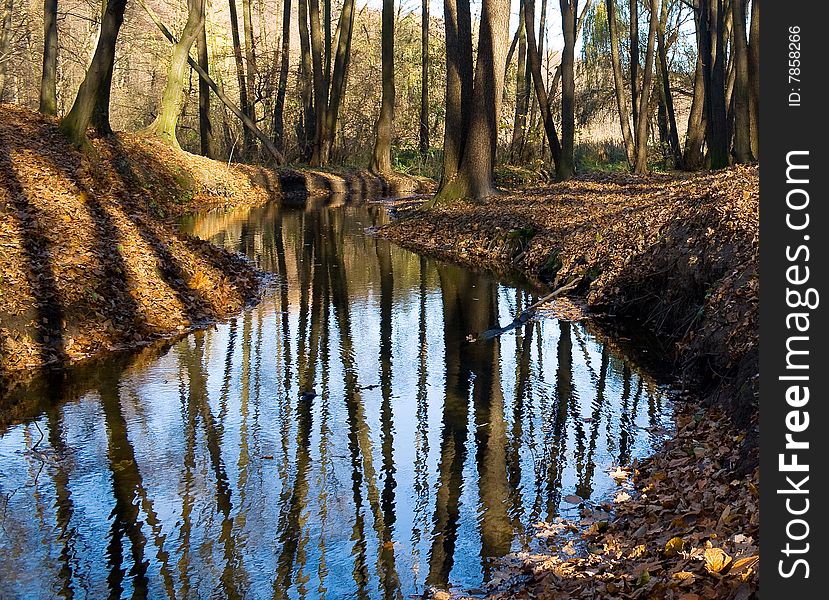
[0,198,673,598]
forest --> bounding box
[0,0,760,599]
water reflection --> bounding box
[0,202,671,598]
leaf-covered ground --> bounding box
[380,167,759,599]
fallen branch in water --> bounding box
[467,277,581,342]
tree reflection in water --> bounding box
[0,202,672,598]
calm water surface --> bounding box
[0,199,672,598]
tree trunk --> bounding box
[144,0,203,148]
[523,0,562,173]
[0,0,13,101]
[439,0,473,184]
[632,0,657,173]
[419,0,430,158]
[59,0,127,148]
[228,0,254,156]
[655,0,681,167]
[731,0,752,162]
[557,0,577,180]
[370,0,395,173]
[699,0,729,169]
[297,0,314,160]
[321,0,356,163]
[435,0,511,202]
[39,0,58,115]
[197,0,215,157]
[747,0,759,158]
[241,0,258,128]
[91,1,116,136]
[510,0,529,162]
[308,0,327,164]
[272,0,291,153]
[606,0,634,166]
[683,45,705,169]
[630,0,640,130]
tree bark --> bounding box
[370,0,395,173]
[630,0,640,130]
[59,0,127,148]
[419,0,430,158]
[144,0,203,148]
[321,0,356,163]
[297,0,314,160]
[228,0,254,156]
[0,0,13,100]
[655,0,681,167]
[272,0,291,153]
[557,0,577,180]
[439,0,473,184]
[510,0,529,162]
[39,0,58,115]
[699,0,729,169]
[523,0,562,173]
[241,0,258,126]
[683,45,706,169]
[308,0,327,164]
[606,0,634,165]
[632,0,657,173]
[197,0,215,157]
[747,0,759,158]
[435,0,511,201]
[731,0,752,162]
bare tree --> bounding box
[419,0,429,158]
[731,0,752,162]
[370,0,395,173]
[272,0,291,153]
[39,0,58,115]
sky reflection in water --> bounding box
[0,201,672,598]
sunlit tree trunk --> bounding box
[321,0,355,163]
[655,0,681,167]
[419,0,430,158]
[439,0,473,184]
[747,0,759,158]
[630,0,640,129]
[39,0,58,115]
[523,0,562,174]
[731,0,752,162]
[683,47,706,169]
[197,0,215,157]
[435,0,510,201]
[297,0,314,160]
[0,0,13,100]
[241,0,258,129]
[558,0,577,179]
[309,0,327,164]
[509,0,528,162]
[632,0,657,173]
[370,0,395,174]
[228,0,254,156]
[144,0,204,148]
[272,0,291,152]
[606,0,634,165]
[59,0,127,147]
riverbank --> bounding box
[0,104,429,385]
[379,167,760,599]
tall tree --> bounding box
[228,0,254,155]
[698,0,729,168]
[370,0,395,173]
[747,0,759,158]
[241,0,258,125]
[434,0,511,201]
[419,0,430,158]
[731,0,752,162]
[558,0,578,179]
[632,0,657,173]
[655,0,681,167]
[0,0,13,100]
[606,0,635,165]
[509,0,529,161]
[630,0,640,129]
[39,0,58,115]
[308,0,327,164]
[320,0,356,163]
[144,0,204,148]
[439,0,473,184]
[272,0,291,153]
[197,0,215,157]
[59,0,127,147]
[683,46,706,169]
[296,0,314,159]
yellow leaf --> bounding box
[664,536,684,556]
[703,547,732,574]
